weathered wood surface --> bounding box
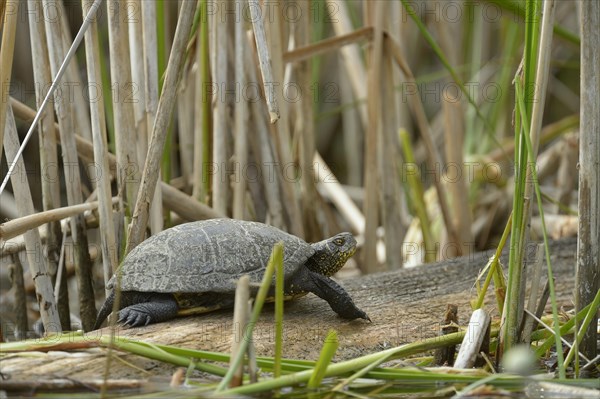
[1,239,577,381]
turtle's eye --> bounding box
[334,237,345,246]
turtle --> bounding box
[94,218,369,329]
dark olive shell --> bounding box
[108,219,313,295]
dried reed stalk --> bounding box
[250,104,285,228]
[232,0,249,220]
[9,253,28,340]
[127,0,161,235]
[245,34,285,228]
[326,0,368,128]
[107,0,139,212]
[362,1,385,273]
[57,0,92,143]
[10,97,223,223]
[176,72,195,191]
[140,0,164,235]
[126,0,198,254]
[313,153,365,235]
[283,27,373,64]
[296,0,320,242]
[161,182,223,221]
[442,94,473,256]
[43,0,96,331]
[388,2,413,144]
[0,1,6,31]
[576,0,600,362]
[128,0,147,162]
[264,1,304,238]
[4,105,61,333]
[340,65,363,188]
[82,0,118,297]
[380,47,404,269]
[248,0,279,123]
[0,0,18,158]
[211,0,230,216]
[193,0,212,202]
[0,199,114,241]
[1,193,215,261]
[229,275,250,387]
[384,33,462,253]
[141,0,159,153]
[27,0,68,329]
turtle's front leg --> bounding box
[118,293,179,327]
[290,268,370,321]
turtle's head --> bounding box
[307,232,357,276]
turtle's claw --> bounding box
[358,309,371,323]
[118,307,152,327]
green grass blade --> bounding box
[274,240,285,379]
[95,335,229,376]
[484,0,579,45]
[563,288,600,369]
[399,0,500,146]
[477,22,519,154]
[330,350,395,394]
[199,0,212,200]
[215,242,284,392]
[308,330,339,389]
[503,0,541,353]
[533,302,592,356]
[474,212,511,310]
[188,0,203,41]
[515,79,565,379]
[399,128,436,263]
[130,340,316,373]
[215,329,501,396]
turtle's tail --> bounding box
[93,291,115,330]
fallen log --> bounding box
[0,239,577,382]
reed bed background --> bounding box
[0,0,598,389]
